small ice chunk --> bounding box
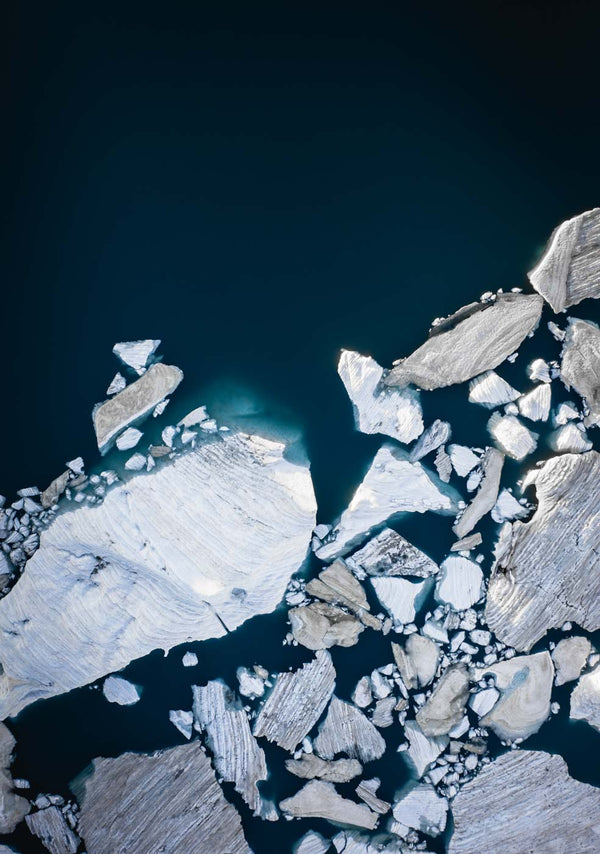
[553,401,579,426]
[182,651,198,667]
[517,384,551,422]
[162,425,178,448]
[124,453,147,471]
[450,533,482,552]
[371,577,431,627]
[295,831,330,854]
[469,687,500,717]
[116,427,143,451]
[66,457,85,475]
[102,676,141,706]
[491,489,531,523]
[434,446,452,483]
[352,676,373,709]
[153,399,170,417]
[237,666,266,698]
[404,720,448,778]
[548,423,592,454]
[468,371,520,409]
[488,413,538,460]
[338,350,424,444]
[392,783,448,837]
[169,709,193,739]
[435,556,483,611]
[178,406,209,428]
[448,445,480,477]
[113,339,160,375]
[548,321,566,342]
[528,358,552,383]
[106,372,126,395]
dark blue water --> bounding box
[4,3,600,851]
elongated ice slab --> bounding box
[0,431,316,719]
[385,293,543,390]
[280,780,378,830]
[192,680,267,813]
[93,363,183,452]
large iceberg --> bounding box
[0,431,316,719]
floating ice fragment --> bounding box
[338,350,423,444]
[385,294,543,390]
[517,384,551,422]
[392,783,448,837]
[371,577,431,627]
[113,339,160,375]
[124,452,146,471]
[93,363,183,453]
[102,676,141,706]
[316,445,459,561]
[548,422,592,454]
[528,207,600,312]
[106,372,126,395]
[435,556,483,611]
[169,709,193,739]
[409,420,451,462]
[116,427,143,451]
[468,371,520,409]
[487,413,538,460]
[448,445,480,477]
[527,358,552,383]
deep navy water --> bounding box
[4,2,600,851]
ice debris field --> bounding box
[1,208,600,853]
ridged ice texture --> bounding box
[316,445,459,561]
[253,651,335,752]
[77,742,252,854]
[314,696,386,764]
[571,664,600,732]
[486,451,600,651]
[449,750,600,854]
[385,293,543,390]
[0,432,317,719]
[560,317,600,427]
[192,680,267,813]
[338,350,423,444]
[528,207,600,312]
